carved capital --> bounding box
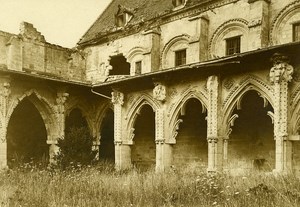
[153,82,167,102]
[56,92,69,105]
[269,53,294,84]
[0,82,11,97]
[111,91,124,105]
[206,76,218,91]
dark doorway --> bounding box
[7,98,48,167]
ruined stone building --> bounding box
[0,0,300,174]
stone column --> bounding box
[0,79,11,169]
[153,82,167,172]
[206,76,222,171]
[155,109,165,172]
[269,54,293,173]
[50,91,69,164]
[112,90,131,170]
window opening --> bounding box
[226,36,241,55]
[293,23,300,42]
[135,61,142,75]
[175,49,186,66]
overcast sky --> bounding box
[0,0,111,48]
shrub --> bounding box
[54,127,98,169]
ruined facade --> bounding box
[1,0,300,174]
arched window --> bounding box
[271,2,300,44]
[209,19,248,58]
[162,35,190,69]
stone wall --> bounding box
[1,22,86,82]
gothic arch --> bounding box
[270,0,300,45]
[161,34,190,69]
[167,90,208,143]
[7,89,56,141]
[209,19,249,58]
[126,94,160,142]
[65,97,94,135]
[222,76,274,136]
[95,103,114,139]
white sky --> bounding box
[0,0,112,48]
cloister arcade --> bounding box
[0,49,299,175]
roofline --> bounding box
[92,41,300,88]
[77,0,116,45]
[77,0,236,47]
[1,41,299,89]
[0,65,92,87]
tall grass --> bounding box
[1,162,300,207]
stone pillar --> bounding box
[206,76,222,171]
[269,53,293,173]
[155,109,165,172]
[153,82,167,172]
[51,91,69,163]
[0,79,11,169]
[112,90,131,170]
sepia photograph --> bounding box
[0,0,300,206]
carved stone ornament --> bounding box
[56,92,69,105]
[153,83,166,101]
[1,82,11,97]
[111,91,124,105]
[269,54,293,84]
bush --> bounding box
[54,127,98,169]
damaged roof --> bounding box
[78,0,212,45]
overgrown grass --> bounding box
[1,162,300,207]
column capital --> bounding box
[111,90,124,105]
[56,92,69,105]
[153,82,167,102]
[269,53,294,84]
[0,82,11,98]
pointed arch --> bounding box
[95,102,114,138]
[7,89,56,141]
[126,94,160,142]
[222,76,274,135]
[65,97,94,136]
[167,90,208,143]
